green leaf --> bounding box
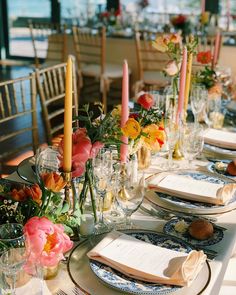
[61,203,70,214]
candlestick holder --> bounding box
[62,171,78,213]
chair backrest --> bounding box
[35,59,79,145]
[28,20,67,68]
[72,26,106,76]
[0,74,39,171]
[135,30,170,81]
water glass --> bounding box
[0,223,29,295]
[115,168,145,228]
[181,123,204,168]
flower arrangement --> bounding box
[58,103,122,220]
[122,93,166,154]
[0,171,81,237]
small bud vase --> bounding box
[137,146,151,169]
[43,263,60,280]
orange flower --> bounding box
[24,184,42,205]
[11,188,27,202]
[152,36,169,53]
[41,172,67,193]
[169,33,181,44]
[122,118,141,139]
[142,124,166,152]
[197,51,212,64]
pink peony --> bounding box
[59,128,104,177]
[137,93,154,110]
[164,60,179,76]
[24,216,73,267]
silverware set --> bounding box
[56,286,84,295]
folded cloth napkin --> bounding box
[148,172,236,205]
[203,128,236,150]
[87,231,206,287]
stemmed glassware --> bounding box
[115,166,146,228]
[181,123,204,168]
[35,145,61,181]
[0,223,30,295]
[190,84,208,125]
[93,148,114,233]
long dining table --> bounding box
[6,154,236,295]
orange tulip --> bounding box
[122,118,141,140]
[11,188,27,202]
[41,172,66,193]
[24,184,42,205]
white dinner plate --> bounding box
[146,170,236,216]
[203,143,236,160]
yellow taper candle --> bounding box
[63,56,73,172]
[184,51,193,118]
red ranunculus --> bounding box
[137,93,154,110]
[197,51,212,64]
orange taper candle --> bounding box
[63,56,73,172]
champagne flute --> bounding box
[0,223,29,295]
[190,84,208,125]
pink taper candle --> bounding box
[176,46,187,124]
[201,0,205,13]
[63,56,73,172]
[120,60,129,163]
[212,31,221,69]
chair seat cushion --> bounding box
[82,63,131,79]
[143,71,170,86]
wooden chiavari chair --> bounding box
[35,58,78,145]
[0,74,39,176]
[134,30,171,98]
[28,20,67,68]
[72,26,129,112]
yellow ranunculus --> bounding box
[142,124,166,152]
[201,12,210,25]
[152,36,168,53]
[122,118,141,139]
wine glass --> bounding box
[0,223,29,295]
[190,84,208,125]
[181,123,204,168]
[35,145,61,182]
[115,168,146,228]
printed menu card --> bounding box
[148,172,236,205]
[87,231,206,287]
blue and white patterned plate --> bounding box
[89,231,192,295]
[146,170,236,215]
[207,162,236,180]
[163,217,224,247]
